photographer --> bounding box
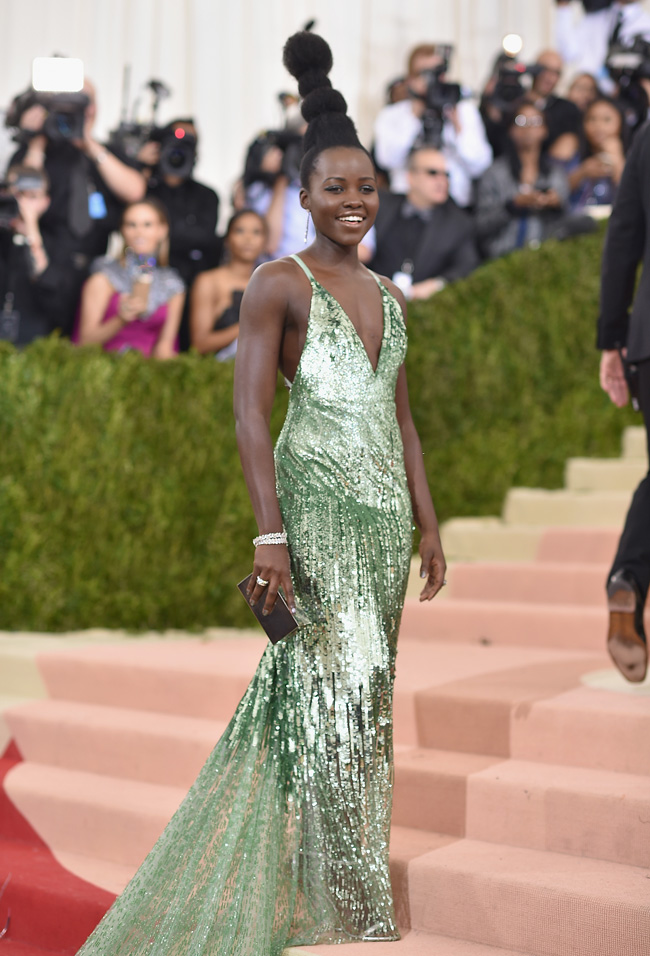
[7,77,146,333]
[481,50,581,159]
[373,43,492,207]
[0,165,81,345]
[555,1,650,81]
[240,105,314,257]
[526,51,583,146]
[141,119,220,349]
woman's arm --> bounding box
[190,272,240,354]
[233,260,298,614]
[152,292,185,360]
[387,280,446,600]
[78,272,129,345]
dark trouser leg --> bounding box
[608,358,650,601]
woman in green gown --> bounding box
[75,31,446,956]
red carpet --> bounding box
[0,741,116,956]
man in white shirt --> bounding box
[556,0,650,82]
[373,44,492,208]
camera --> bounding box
[156,126,197,179]
[243,128,303,187]
[412,45,462,148]
[581,0,613,11]
[0,169,47,230]
[606,37,650,130]
[486,56,544,113]
[6,88,90,143]
[107,120,155,160]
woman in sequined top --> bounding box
[77,198,185,358]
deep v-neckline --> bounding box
[293,255,386,375]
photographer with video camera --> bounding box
[556,1,650,81]
[481,47,581,159]
[373,43,492,208]
[0,164,81,345]
[239,94,315,257]
[6,71,146,334]
[140,118,220,350]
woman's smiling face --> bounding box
[301,146,379,245]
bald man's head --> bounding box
[533,50,563,97]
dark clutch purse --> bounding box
[237,574,299,644]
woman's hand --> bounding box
[419,529,447,602]
[246,544,296,616]
[117,294,141,323]
[580,155,612,180]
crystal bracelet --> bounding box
[253,532,287,547]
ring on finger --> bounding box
[256,576,269,587]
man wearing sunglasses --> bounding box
[365,146,479,300]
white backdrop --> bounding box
[1,0,649,212]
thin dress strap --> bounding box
[289,253,316,282]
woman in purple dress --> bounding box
[77,198,184,358]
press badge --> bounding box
[88,191,108,219]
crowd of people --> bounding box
[2,0,650,358]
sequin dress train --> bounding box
[76,253,413,956]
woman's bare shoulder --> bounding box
[244,257,305,299]
[368,269,408,318]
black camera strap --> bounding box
[68,154,93,237]
[0,240,22,342]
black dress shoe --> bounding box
[606,569,648,683]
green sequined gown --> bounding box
[77,253,413,956]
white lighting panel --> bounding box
[32,57,84,92]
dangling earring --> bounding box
[304,211,311,244]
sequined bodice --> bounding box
[275,254,410,514]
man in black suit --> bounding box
[365,146,479,300]
[597,121,650,683]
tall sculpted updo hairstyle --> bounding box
[282,31,372,189]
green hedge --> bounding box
[0,229,637,631]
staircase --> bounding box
[0,428,648,956]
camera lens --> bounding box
[167,148,186,169]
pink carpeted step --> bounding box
[53,851,136,896]
[36,638,266,720]
[392,642,597,747]
[392,749,500,835]
[388,826,459,932]
[414,655,608,758]
[465,758,650,868]
[511,685,650,776]
[408,839,650,956]
[293,930,529,955]
[4,700,227,788]
[448,562,609,606]
[535,527,619,564]
[34,639,586,752]
[4,762,185,867]
[399,599,614,651]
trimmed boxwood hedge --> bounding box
[0,228,637,631]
